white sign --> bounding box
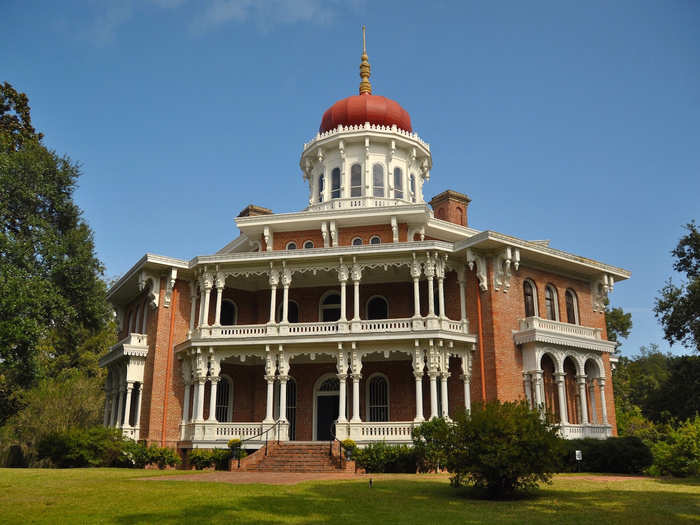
[575,450,582,461]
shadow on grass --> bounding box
[113,479,700,525]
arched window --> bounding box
[393,167,403,199]
[286,242,297,250]
[220,300,237,326]
[352,237,363,246]
[367,374,389,422]
[318,173,324,202]
[410,174,416,202]
[331,167,341,199]
[366,296,388,320]
[303,240,314,249]
[565,289,579,324]
[456,206,464,225]
[436,208,445,220]
[320,292,341,322]
[545,285,559,321]
[276,300,300,323]
[373,164,384,197]
[523,280,537,317]
[215,375,233,422]
[369,236,381,245]
[350,163,362,197]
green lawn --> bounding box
[1,469,698,524]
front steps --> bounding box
[235,442,355,473]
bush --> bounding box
[354,442,416,473]
[446,402,563,498]
[36,426,125,468]
[211,449,232,470]
[122,440,150,468]
[146,444,180,469]
[412,418,451,472]
[649,416,700,477]
[561,437,653,474]
[189,449,213,470]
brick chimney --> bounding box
[237,204,273,217]
[429,190,471,227]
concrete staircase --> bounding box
[241,442,354,473]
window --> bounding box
[304,240,314,249]
[373,164,384,197]
[369,236,381,245]
[287,378,297,440]
[456,206,464,225]
[393,167,403,198]
[351,164,362,197]
[565,289,579,324]
[286,242,297,250]
[220,300,237,326]
[276,300,300,323]
[352,237,363,246]
[320,292,341,322]
[319,377,340,392]
[331,167,341,199]
[318,173,324,202]
[545,285,559,321]
[215,375,233,422]
[523,280,537,317]
[367,374,389,422]
[410,174,416,202]
[366,296,388,320]
[128,382,141,426]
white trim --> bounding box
[318,290,341,322]
[524,279,539,318]
[545,284,560,321]
[365,372,390,422]
[312,373,341,441]
[565,289,580,325]
[369,235,381,245]
[216,374,234,422]
[303,240,314,249]
[351,237,363,246]
[285,241,298,250]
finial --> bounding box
[359,25,372,95]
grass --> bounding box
[1,469,699,524]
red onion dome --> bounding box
[319,94,413,133]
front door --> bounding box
[316,395,339,441]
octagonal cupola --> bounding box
[300,27,432,211]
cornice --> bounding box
[513,328,617,354]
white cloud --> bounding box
[89,3,134,46]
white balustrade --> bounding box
[359,319,412,332]
[360,422,415,442]
[559,424,611,440]
[288,322,339,334]
[519,316,601,340]
[308,196,405,212]
[215,423,266,438]
[204,325,267,338]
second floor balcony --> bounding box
[513,316,616,353]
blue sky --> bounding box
[2,1,698,356]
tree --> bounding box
[445,402,563,499]
[605,299,632,348]
[654,221,700,352]
[0,82,113,424]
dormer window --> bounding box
[331,168,341,199]
[351,164,362,197]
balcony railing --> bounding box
[308,196,407,212]
[518,317,602,339]
[193,317,469,341]
[559,424,612,440]
[180,421,288,445]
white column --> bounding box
[110,389,119,427]
[188,282,197,336]
[182,381,191,424]
[436,257,446,319]
[413,348,425,422]
[428,371,439,419]
[425,257,436,318]
[116,385,125,427]
[278,376,288,422]
[214,275,224,326]
[208,377,219,422]
[269,286,277,323]
[264,375,275,423]
[338,374,348,422]
[523,373,533,409]
[141,304,149,334]
[411,256,422,318]
[282,285,289,323]
[577,375,589,425]
[197,285,205,328]
[202,287,212,327]
[123,381,134,428]
[598,378,609,425]
[132,385,142,430]
[351,262,361,322]
[457,271,467,322]
[339,280,347,321]
[588,381,598,424]
[440,373,449,418]
[532,370,544,414]
[462,374,471,412]
[351,374,362,422]
[554,373,568,424]
[194,377,206,421]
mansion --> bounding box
[100,36,629,454]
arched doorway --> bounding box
[564,357,580,424]
[313,375,339,441]
[541,354,560,422]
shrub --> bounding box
[211,449,232,470]
[649,416,700,477]
[189,449,214,470]
[354,442,416,473]
[122,440,150,468]
[446,402,563,498]
[412,418,451,472]
[36,426,125,468]
[146,444,180,469]
[561,437,653,474]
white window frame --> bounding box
[365,372,390,422]
[365,295,389,320]
[312,373,343,441]
[286,241,297,250]
[523,279,539,318]
[318,290,342,322]
[369,235,381,245]
[351,237,363,246]
[565,289,580,325]
[545,284,560,321]
[303,240,314,249]
[216,374,234,422]
[350,163,363,197]
[372,163,385,197]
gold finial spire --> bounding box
[359,25,372,95]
